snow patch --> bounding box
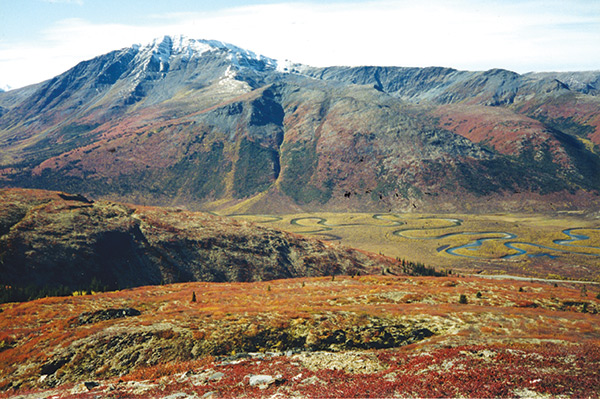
[134,35,296,75]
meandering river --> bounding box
[234,213,600,261]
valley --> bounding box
[1,34,599,398]
[0,188,401,296]
[1,189,599,397]
[231,211,600,282]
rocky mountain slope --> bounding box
[306,66,600,192]
[0,35,599,212]
[0,188,399,293]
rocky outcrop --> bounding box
[22,314,444,388]
[74,308,141,326]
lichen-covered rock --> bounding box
[75,308,141,325]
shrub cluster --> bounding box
[397,257,448,277]
[0,278,109,304]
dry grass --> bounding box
[230,212,600,281]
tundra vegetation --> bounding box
[0,276,598,397]
[0,190,599,397]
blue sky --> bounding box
[1,0,599,89]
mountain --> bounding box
[0,35,599,213]
[0,188,400,294]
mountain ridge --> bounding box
[1,35,599,213]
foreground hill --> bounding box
[0,188,399,294]
[1,36,599,213]
[0,275,598,397]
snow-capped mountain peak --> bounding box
[145,35,214,62]
[133,35,285,74]
[108,35,301,104]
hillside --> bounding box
[0,188,400,295]
[1,275,598,397]
[1,36,599,213]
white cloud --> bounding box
[0,19,152,88]
[146,0,600,72]
[1,0,599,89]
